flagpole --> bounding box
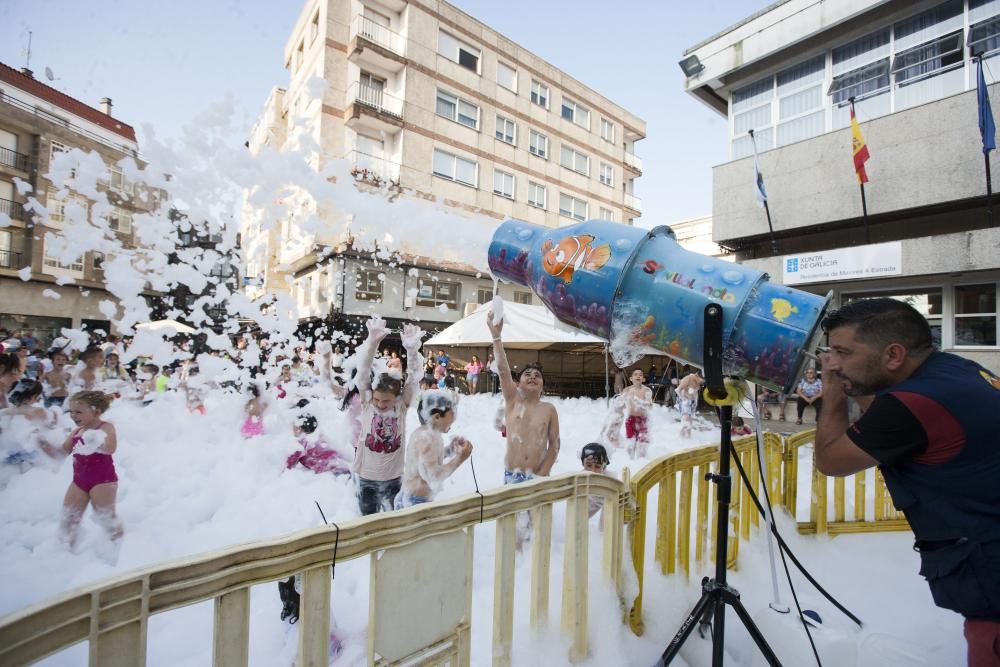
[748,129,779,254]
[850,97,872,244]
[979,55,995,226]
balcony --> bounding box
[0,197,25,222]
[624,151,643,174]
[0,147,31,172]
[346,82,404,135]
[349,15,406,73]
[345,149,401,187]
[0,248,22,269]
[624,192,642,214]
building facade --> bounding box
[243,0,646,336]
[683,0,1000,369]
[0,63,152,346]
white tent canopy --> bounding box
[426,302,606,350]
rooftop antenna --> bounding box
[24,30,32,70]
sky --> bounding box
[0,0,757,225]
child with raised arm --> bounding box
[395,390,473,508]
[486,307,560,484]
[352,317,424,515]
[58,391,123,548]
[677,372,704,439]
[621,368,653,458]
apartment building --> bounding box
[0,63,154,346]
[244,0,646,337]
[683,0,1000,369]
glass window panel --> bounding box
[734,104,772,134]
[830,59,890,105]
[732,77,773,113]
[731,127,772,160]
[833,28,890,76]
[458,100,478,128]
[436,92,456,118]
[970,15,1000,57]
[779,85,822,119]
[971,0,1000,23]
[497,62,517,90]
[894,0,963,52]
[776,55,825,95]
[433,149,453,178]
[458,48,479,72]
[455,157,477,186]
[955,284,997,314]
[776,110,825,146]
[955,317,997,345]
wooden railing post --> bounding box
[213,588,249,667]
[677,468,693,577]
[298,566,331,667]
[91,580,148,667]
[530,504,553,628]
[492,514,517,667]
[561,489,589,662]
[854,472,867,521]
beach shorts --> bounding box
[394,492,431,510]
[625,415,649,441]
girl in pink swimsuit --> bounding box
[58,391,123,548]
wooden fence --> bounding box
[0,473,624,667]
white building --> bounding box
[243,0,646,340]
[683,0,1000,369]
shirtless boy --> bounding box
[621,368,653,458]
[486,311,559,483]
[396,390,473,508]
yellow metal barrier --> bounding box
[784,429,910,535]
[625,433,783,635]
[0,472,624,667]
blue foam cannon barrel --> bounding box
[488,219,831,393]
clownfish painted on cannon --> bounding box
[488,218,832,393]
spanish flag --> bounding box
[850,107,870,184]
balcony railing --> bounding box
[0,197,25,221]
[351,14,405,56]
[348,81,403,119]
[344,149,401,185]
[624,151,643,172]
[0,249,22,269]
[0,146,31,172]
[624,192,642,213]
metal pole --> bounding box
[986,151,994,226]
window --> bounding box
[891,1,963,86]
[108,209,132,233]
[93,251,105,270]
[530,80,549,108]
[954,284,997,346]
[599,207,614,221]
[730,77,773,159]
[829,29,891,105]
[513,291,532,305]
[497,62,517,92]
[559,193,587,221]
[42,236,84,273]
[109,167,133,194]
[310,11,320,43]
[969,13,1000,58]
[46,188,66,224]
[495,114,516,144]
[49,141,76,178]
[561,98,590,128]
[493,169,514,199]
[433,149,478,187]
[560,145,589,175]
[842,288,942,348]
[355,270,384,301]
[438,31,480,73]
[476,286,493,304]
[528,129,548,158]
[775,55,825,147]
[599,163,614,187]
[527,182,547,209]
[417,278,461,309]
[295,40,304,72]
[600,118,615,143]
[436,90,479,129]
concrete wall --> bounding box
[712,83,1000,243]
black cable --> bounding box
[314,500,340,578]
[469,456,485,524]
[726,433,864,628]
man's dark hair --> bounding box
[296,413,318,434]
[822,298,934,354]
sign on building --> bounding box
[782,241,902,285]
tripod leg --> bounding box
[656,591,715,666]
[728,596,783,667]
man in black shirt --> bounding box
[815,298,1000,666]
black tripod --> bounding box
[655,305,782,667]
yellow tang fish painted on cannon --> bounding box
[770,298,799,322]
[540,234,612,283]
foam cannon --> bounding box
[488,219,831,393]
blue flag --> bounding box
[750,133,767,207]
[978,57,996,155]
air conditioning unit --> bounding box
[404,295,415,308]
